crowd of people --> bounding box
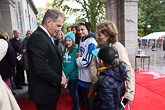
[0,9,135,110]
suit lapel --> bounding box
[37,27,62,60]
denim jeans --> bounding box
[68,79,79,110]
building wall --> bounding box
[22,0,38,33]
[104,0,139,68]
[0,0,13,38]
[27,1,38,31]
[0,0,37,38]
[0,4,3,32]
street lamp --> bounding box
[147,25,152,34]
[147,25,151,29]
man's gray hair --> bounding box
[42,9,64,25]
[13,29,20,34]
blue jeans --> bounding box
[68,79,79,110]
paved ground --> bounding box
[136,47,165,73]
[12,47,165,99]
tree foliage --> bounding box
[52,0,105,33]
[36,1,72,33]
[138,0,165,36]
[36,7,46,26]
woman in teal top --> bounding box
[62,32,79,110]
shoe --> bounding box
[16,85,23,89]
[21,83,28,86]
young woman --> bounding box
[90,20,135,108]
[76,21,97,110]
[62,32,79,110]
[71,25,81,45]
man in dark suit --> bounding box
[10,30,26,89]
[27,9,67,110]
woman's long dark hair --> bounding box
[71,25,81,39]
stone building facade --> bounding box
[0,0,38,38]
[104,0,139,68]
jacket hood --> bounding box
[101,63,127,82]
[89,32,96,40]
[81,32,96,42]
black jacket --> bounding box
[94,63,127,110]
[0,37,15,80]
[10,37,22,54]
[27,27,62,104]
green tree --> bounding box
[36,7,46,26]
[52,0,105,33]
[138,0,165,36]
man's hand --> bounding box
[121,95,133,105]
[60,71,67,86]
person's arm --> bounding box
[28,35,62,86]
[90,56,99,84]
[113,42,135,104]
[76,42,97,68]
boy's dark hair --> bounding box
[79,21,91,33]
[98,45,119,65]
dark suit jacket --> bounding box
[10,37,22,65]
[10,37,22,54]
[27,27,62,105]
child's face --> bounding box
[97,29,110,44]
[65,37,73,48]
[78,25,88,37]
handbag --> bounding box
[88,83,97,98]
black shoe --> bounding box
[21,83,28,86]
[16,85,23,89]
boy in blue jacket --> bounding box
[92,45,127,110]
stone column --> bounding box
[0,0,13,38]
[104,0,139,68]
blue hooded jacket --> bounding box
[94,62,127,110]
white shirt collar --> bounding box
[40,25,51,38]
[15,37,19,40]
